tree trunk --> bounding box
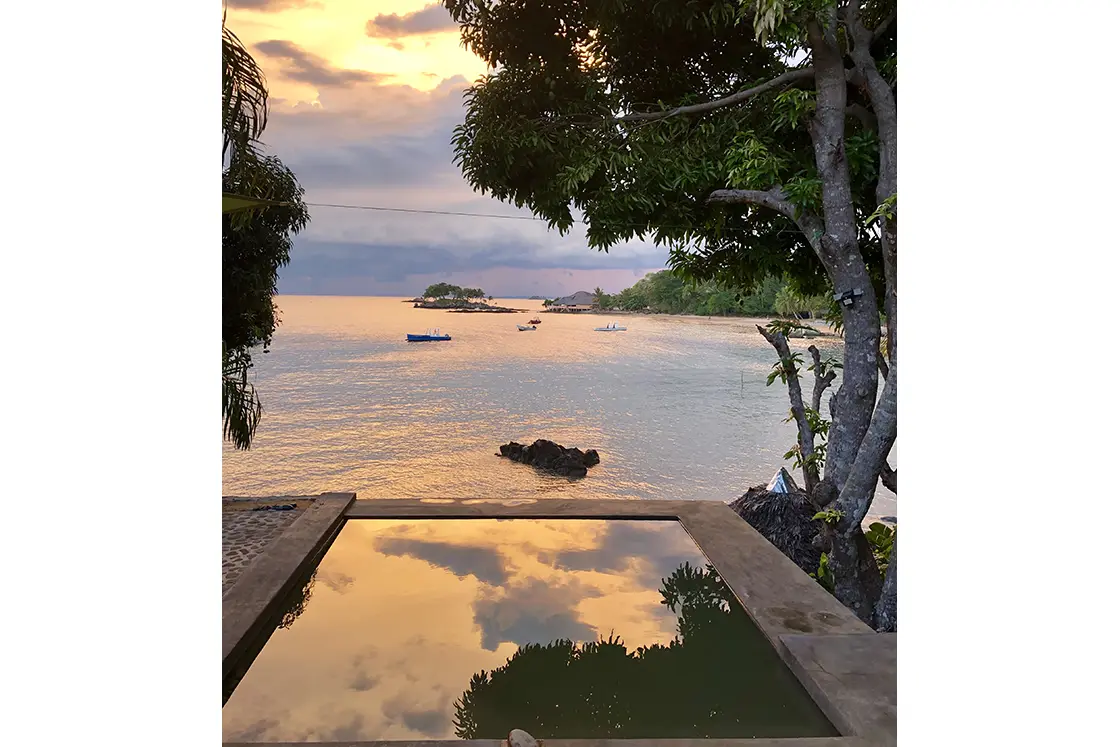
[874,536,897,632]
[847,4,898,367]
[757,325,819,493]
[805,18,881,504]
[828,363,897,620]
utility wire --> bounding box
[304,200,770,237]
[305,202,544,222]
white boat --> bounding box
[594,322,627,331]
[517,324,537,331]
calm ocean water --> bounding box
[222,296,895,521]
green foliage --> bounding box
[773,283,829,318]
[865,522,896,577]
[812,508,842,525]
[766,352,802,386]
[607,269,780,316]
[222,21,268,160]
[222,20,309,450]
[422,283,488,302]
[808,552,834,592]
[764,318,813,338]
[444,0,892,299]
[222,346,262,450]
[866,193,898,226]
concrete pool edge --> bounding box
[222,492,356,693]
[223,497,895,747]
[224,739,872,747]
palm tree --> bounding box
[223,17,267,161]
[593,286,607,308]
[222,16,309,450]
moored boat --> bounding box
[528,318,542,324]
[517,324,537,331]
[594,322,627,331]
[406,328,451,342]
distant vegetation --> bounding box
[422,283,489,302]
[595,271,830,319]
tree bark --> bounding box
[828,363,897,620]
[757,324,819,493]
[805,17,881,498]
[874,536,897,632]
[846,3,898,367]
[808,344,837,414]
[619,68,816,122]
[880,462,896,494]
[708,188,825,257]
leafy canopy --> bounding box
[222,20,310,449]
[446,0,894,297]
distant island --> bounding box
[550,271,835,323]
[413,283,527,313]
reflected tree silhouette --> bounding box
[278,570,317,630]
[452,562,834,739]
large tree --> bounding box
[445,0,897,628]
[222,20,309,449]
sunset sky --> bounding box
[226,1,666,297]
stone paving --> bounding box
[222,499,312,596]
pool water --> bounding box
[222,519,837,741]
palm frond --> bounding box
[222,346,262,450]
[223,24,269,158]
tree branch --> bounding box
[835,363,897,527]
[880,463,896,494]
[808,344,837,413]
[707,186,825,257]
[872,11,897,44]
[618,68,815,123]
[845,103,876,132]
[757,324,819,493]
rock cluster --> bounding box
[498,439,600,477]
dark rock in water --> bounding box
[727,486,822,574]
[499,439,600,477]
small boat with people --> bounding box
[517,324,537,331]
[594,322,627,332]
[528,318,542,325]
[406,328,451,342]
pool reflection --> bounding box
[222,519,835,741]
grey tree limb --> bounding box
[808,344,837,414]
[618,68,816,123]
[757,324,819,494]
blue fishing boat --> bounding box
[406,328,451,342]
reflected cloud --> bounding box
[376,536,512,585]
[548,521,707,588]
[224,520,710,741]
[473,579,600,652]
[383,694,454,739]
[318,570,355,594]
[326,711,367,741]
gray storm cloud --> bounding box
[366,4,458,39]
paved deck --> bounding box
[222,497,317,596]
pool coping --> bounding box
[222,492,356,698]
[222,498,895,747]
